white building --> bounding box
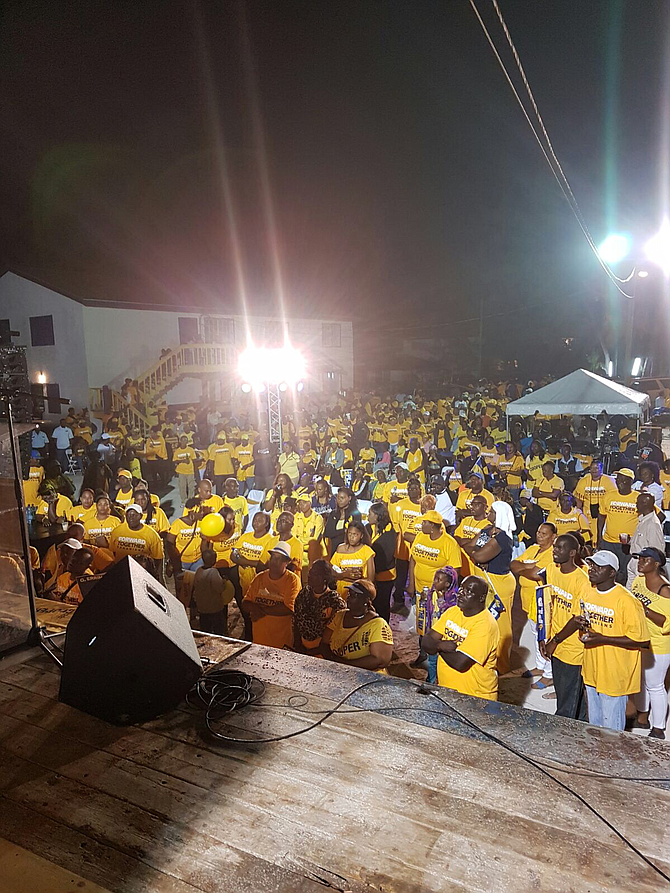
[0,271,353,426]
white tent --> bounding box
[505,369,650,418]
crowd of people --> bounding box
[22,380,670,737]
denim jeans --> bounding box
[182,558,204,572]
[585,685,627,731]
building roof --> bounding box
[0,268,352,321]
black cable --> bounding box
[425,689,670,884]
[187,669,385,744]
[189,670,670,880]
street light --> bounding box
[597,233,631,264]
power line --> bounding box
[468,0,634,299]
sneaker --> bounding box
[649,728,666,740]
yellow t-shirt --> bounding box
[407,448,424,478]
[205,529,241,568]
[547,563,592,666]
[534,475,564,512]
[145,435,167,461]
[496,454,525,487]
[108,521,164,560]
[431,606,499,700]
[83,513,121,542]
[235,445,255,481]
[358,447,376,464]
[601,490,640,543]
[454,516,489,541]
[69,504,96,524]
[23,477,43,507]
[410,532,462,592]
[574,474,616,510]
[293,512,325,566]
[267,534,304,568]
[383,480,409,503]
[580,583,648,696]
[201,493,224,514]
[173,447,197,475]
[392,497,423,561]
[223,495,249,532]
[168,517,203,564]
[385,425,401,445]
[35,494,74,520]
[327,612,393,670]
[630,577,670,655]
[525,455,546,486]
[331,545,375,598]
[235,531,275,592]
[208,442,235,476]
[143,506,169,533]
[546,507,591,540]
[516,543,554,622]
[114,487,135,508]
[455,488,494,513]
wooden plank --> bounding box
[0,662,668,892]
[0,838,112,893]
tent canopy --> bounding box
[505,369,649,418]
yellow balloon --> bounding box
[200,512,225,538]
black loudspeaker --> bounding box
[59,557,202,724]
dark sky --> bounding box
[1,1,667,362]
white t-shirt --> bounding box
[52,426,73,450]
[434,492,457,527]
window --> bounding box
[178,317,199,344]
[326,371,336,380]
[0,319,10,346]
[322,322,341,348]
[29,315,55,347]
[203,316,235,343]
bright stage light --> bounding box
[637,269,649,278]
[645,218,670,275]
[296,380,304,392]
[240,382,252,394]
[237,344,307,390]
[597,233,631,264]
[36,372,47,384]
[278,381,288,392]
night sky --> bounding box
[1,1,667,370]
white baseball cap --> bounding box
[63,538,83,550]
[126,504,143,515]
[587,550,619,571]
[269,542,292,560]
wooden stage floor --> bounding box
[0,637,669,893]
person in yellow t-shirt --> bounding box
[385,419,401,451]
[597,468,640,581]
[207,433,236,494]
[455,472,494,520]
[200,505,240,569]
[235,436,255,492]
[231,511,275,594]
[108,505,164,575]
[577,552,648,730]
[197,477,224,515]
[406,437,426,483]
[453,494,490,545]
[574,460,616,542]
[144,426,168,487]
[532,461,564,513]
[321,579,393,672]
[267,511,304,570]
[525,441,547,487]
[173,435,200,505]
[166,499,203,572]
[409,512,462,594]
[242,543,301,650]
[222,477,249,533]
[546,492,592,543]
[330,521,376,599]
[383,464,410,504]
[423,575,500,700]
[69,488,96,524]
[133,487,169,533]
[496,442,525,498]
[35,486,74,524]
[113,469,136,509]
[630,547,670,737]
[294,494,325,577]
[478,436,498,474]
[23,461,45,507]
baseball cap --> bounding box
[632,547,667,567]
[519,489,533,500]
[126,504,143,515]
[269,542,292,560]
[422,509,444,525]
[330,437,338,444]
[395,461,409,470]
[586,550,620,571]
[101,433,111,440]
[118,469,132,479]
[616,467,635,479]
[63,538,83,551]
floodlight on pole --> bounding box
[644,217,670,275]
[237,344,307,444]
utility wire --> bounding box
[468,0,634,299]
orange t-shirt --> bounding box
[245,569,301,650]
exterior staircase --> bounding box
[89,342,236,435]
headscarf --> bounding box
[491,500,516,538]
